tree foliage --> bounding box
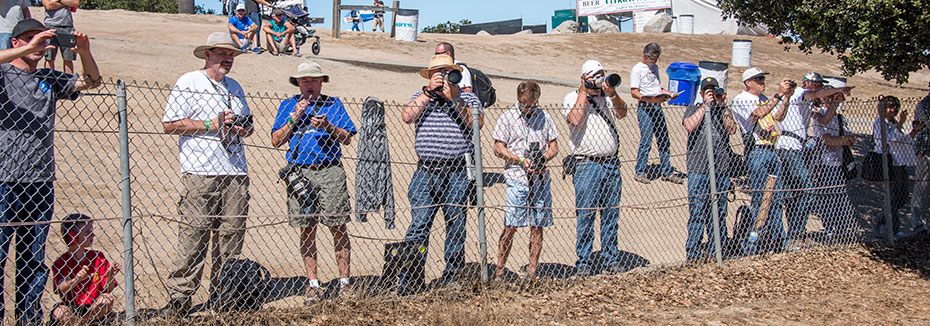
[718,0,930,84]
[421,19,472,34]
[79,0,178,13]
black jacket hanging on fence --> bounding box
[355,97,396,228]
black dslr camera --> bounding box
[524,142,546,171]
[228,114,253,128]
[787,80,797,88]
[278,164,314,205]
[443,69,463,85]
[584,73,622,90]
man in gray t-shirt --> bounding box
[681,77,738,261]
[42,0,79,74]
[0,18,101,325]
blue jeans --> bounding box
[404,166,469,275]
[634,103,673,176]
[0,33,11,50]
[746,147,786,251]
[777,149,814,239]
[813,165,855,234]
[686,173,730,260]
[573,160,622,268]
[0,182,53,325]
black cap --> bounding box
[701,77,719,90]
[12,19,47,39]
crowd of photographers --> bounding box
[1,5,929,320]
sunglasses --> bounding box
[751,76,766,82]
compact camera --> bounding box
[524,142,546,171]
[584,73,621,90]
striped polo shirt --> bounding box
[408,91,483,160]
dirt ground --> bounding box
[4,7,930,324]
[142,235,930,325]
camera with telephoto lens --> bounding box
[278,164,313,204]
[712,87,725,96]
[228,114,253,128]
[584,73,622,90]
[524,142,546,171]
[443,69,463,85]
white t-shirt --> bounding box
[162,70,250,175]
[0,0,28,33]
[455,60,473,90]
[873,117,917,166]
[562,90,619,157]
[775,88,812,150]
[731,91,768,135]
[811,108,850,167]
[630,62,662,97]
[492,106,559,185]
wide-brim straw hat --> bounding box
[419,54,463,79]
[193,32,247,59]
[289,61,330,86]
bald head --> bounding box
[435,42,455,59]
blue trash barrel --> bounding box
[666,62,701,106]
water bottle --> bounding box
[746,231,759,254]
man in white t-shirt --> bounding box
[630,43,683,184]
[730,67,795,253]
[563,59,628,276]
[160,32,253,317]
[434,42,473,92]
[0,0,30,49]
[774,72,853,242]
[811,89,856,240]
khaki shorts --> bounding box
[266,36,290,53]
[287,162,351,228]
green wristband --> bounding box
[288,116,294,126]
[205,119,210,133]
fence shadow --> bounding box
[864,231,930,279]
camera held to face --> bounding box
[787,80,797,89]
[583,73,621,90]
[524,142,546,171]
[443,69,463,85]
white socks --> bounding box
[339,278,350,287]
[308,279,320,288]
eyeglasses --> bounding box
[751,76,765,82]
[434,51,449,55]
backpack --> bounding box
[458,62,496,108]
[208,258,271,312]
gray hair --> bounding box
[643,43,661,57]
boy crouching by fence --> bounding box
[492,81,559,279]
[50,214,120,325]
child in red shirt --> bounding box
[50,214,121,325]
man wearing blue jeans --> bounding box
[402,54,483,282]
[563,60,628,276]
[732,67,796,253]
[630,43,684,184]
[0,19,101,325]
[682,78,739,261]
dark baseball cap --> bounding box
[12,19,48,39]
[701,77,719,90]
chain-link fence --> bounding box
[2,71,927,324]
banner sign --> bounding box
[577,0,671,16]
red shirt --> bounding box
[52,250,114,305]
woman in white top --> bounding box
[811,91,856,240]
[871,96,916,235]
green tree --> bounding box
[422,19,472,34]
[718,0,930,84]
[79,0,178,13]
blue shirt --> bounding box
[408,91,482,160]
[271,95,357,165]
[228,16,255,37]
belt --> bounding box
[417,157,466,171]
[294,160,340,171]
[755,143,775,150]
[575,155,618,164]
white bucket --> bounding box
[698,61,729,89]
[394,9,418,42]
[678,14,694,34]
[731,39,752,67]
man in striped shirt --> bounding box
[401,54,483,283]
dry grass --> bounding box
[139,235,930,326]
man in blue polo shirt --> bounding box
[401,54,483,284]
[271,61,356,304]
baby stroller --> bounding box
[280,4,322,55]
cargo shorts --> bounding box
[287,161,352,228]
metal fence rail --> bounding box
[1,75,924,324]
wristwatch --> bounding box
[773,93,783,101]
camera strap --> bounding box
[288,95,328,163]
[200,70,241,153]
[589,95,620,156]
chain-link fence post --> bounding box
[704,105,723,266]
[878,101,895,245]
[117,79,136,325]
[472,108,488,283]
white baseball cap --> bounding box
[582,60,604,76]
[741,67,770,82]
[235,3,246,11]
